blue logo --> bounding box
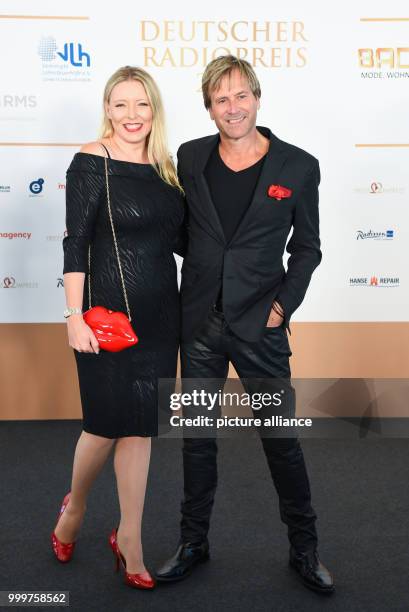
[38,37,91,67]
[57,43,90,67]
[386,230,394,238]
[29,178,44,194]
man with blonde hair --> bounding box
[156,55,334,594]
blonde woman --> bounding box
[50,66,185,590]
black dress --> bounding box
[63,151,185,438]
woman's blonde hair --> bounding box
[100,66,182,191]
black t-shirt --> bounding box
[204,145,266,243]
[204,146,267,309]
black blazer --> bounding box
[177,126,322,343]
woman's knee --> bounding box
[81,430,116,448]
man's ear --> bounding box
[209,106,215,121]
[257,96,261,110]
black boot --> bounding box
[289,547,334,594]
[155,541,210,582]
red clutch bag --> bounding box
[83,306,138,352]
[85,154,139,352]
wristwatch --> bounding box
[63,307,82,318]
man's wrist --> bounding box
[272,300,284,318]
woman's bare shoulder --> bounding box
[79,141,107,156]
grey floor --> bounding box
[1,421,408,612]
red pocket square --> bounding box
[267,184,292,200]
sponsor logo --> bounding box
[354,182,404,195]
[360,48,409,67]
[0,185,11,193]
[370,182,382,193]
[349,276,399,287]
[356,229,394,240]
[359,19,409,79]
[37,37,91,82]
[0,232,32,240]
[0,95,37,108]
[38,37,90,67]
[0,94,38,122]
[29,178,44,195]
[3,276,39,289]
[3,276,15,288]
[57,42,90,67]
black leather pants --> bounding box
[179,308,318,553]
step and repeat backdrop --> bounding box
[0,1,408,418]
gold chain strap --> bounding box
[87,155,132,321]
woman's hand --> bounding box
[66,314,100,353]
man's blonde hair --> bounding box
[202,55,261,109]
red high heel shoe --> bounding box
[108,528,155,590]
[51,492,76,563]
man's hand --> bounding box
[266,300,284,328]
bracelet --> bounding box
[63,307,82,319]
[272,301,284,317]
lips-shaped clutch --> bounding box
[83,306,139,352]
